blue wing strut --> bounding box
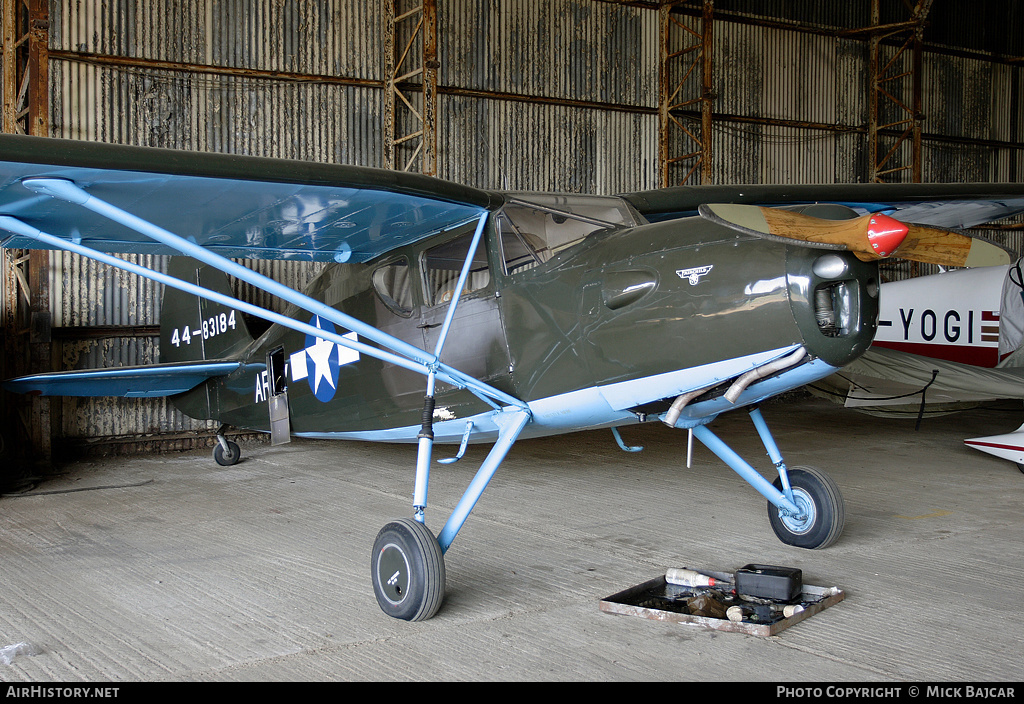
[0,176,533,551]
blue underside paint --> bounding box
[1,361,242,398]
[0,161,487,263]
[294,346,840,444]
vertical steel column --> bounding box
[1,0,17,134]
[1,0,51,462]
[699,0,714,185]
[659,0,714,188]
[422,0,438,177]
[383,0,438,175]
[867,0,933,184]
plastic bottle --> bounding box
[665,568,721,587]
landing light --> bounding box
[812,254,848,279]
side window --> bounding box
[423,232,491,306]
[372,259,414,317]
[498,213,549,275]
[497,196,638,276]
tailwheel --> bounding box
[767,465,845,549]
[371,518,446,621]
[213,439,240,466]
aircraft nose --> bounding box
[787,247,880,368]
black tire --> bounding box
[767,465,844,549]
[371,518,446,621]
[213,440,240,466]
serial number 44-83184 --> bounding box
[170,310,238,347]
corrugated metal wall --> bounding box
[436,0,659,192]
[23,0,1024,451]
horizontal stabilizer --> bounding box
[3,360,242,398]
[964,425,1024,467]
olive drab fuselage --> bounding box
[170,197,880,442]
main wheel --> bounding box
[767,465,845,549]
[213,440,240,466]
[371,518,446,621]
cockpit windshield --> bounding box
[496,194,641,275]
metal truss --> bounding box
[384,0,438,176]
[659,0,714,187]
[1,0,50,459]
[865,0,935,184]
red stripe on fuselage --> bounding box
[871,340,999,367]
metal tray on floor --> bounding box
[599,569,845,637]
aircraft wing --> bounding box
[2,360,243,398]
[0,134,501,262]
[622,183,1024,230]
[0,135,527,415]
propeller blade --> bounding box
[699,203,1010,268]
[897,222,1010,267]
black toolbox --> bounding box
[735,564,803,602]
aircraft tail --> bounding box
[160,257,254,363]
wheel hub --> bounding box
[376,543,411,605]
[778,488,816,534]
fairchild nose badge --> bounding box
[677,265,713,285]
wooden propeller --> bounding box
[699,203,1010,268]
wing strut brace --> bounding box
[10,178,527,412]
[691,407,803,517]
[0,177,533,550]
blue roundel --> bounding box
[303,316,340,403]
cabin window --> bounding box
[423,232,490,306]
[498,216,550,275]
[497,194,639,276]
[372,259,414,317]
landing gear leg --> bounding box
[369,409,531,621]
[690,407,845,549]
[213,426,240,466]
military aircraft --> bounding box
[1,134,1022,621]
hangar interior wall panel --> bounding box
[439,0,658,108]
[53,0,383,79]
[439,94,659,194]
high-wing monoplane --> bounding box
[2,134,1022,620]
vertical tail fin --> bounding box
[160,257,254,363]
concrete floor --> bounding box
[0,394,1021,682]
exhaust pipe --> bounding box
[663,383,718,427]
[724,347,806,404]
[662,347,807,428]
